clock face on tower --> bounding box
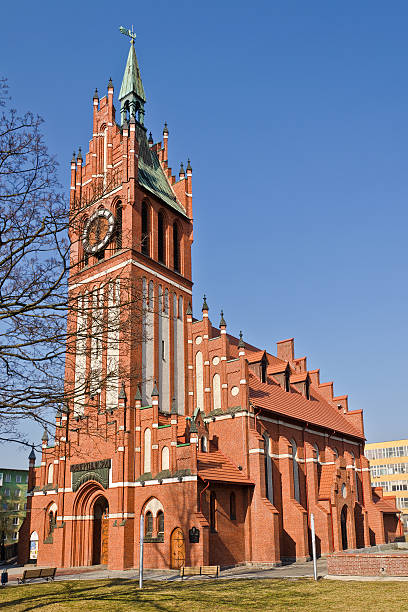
[82,208,116,254]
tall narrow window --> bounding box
[173,222,180,272]
[161,446,170,471]
[285,369,290,392]
[263,433,274,504]
[230,492,236,521]
[144,428,151,473]
[141,202,149,255]
[313,442,322,486]
[210,492,217,531]
[158,212,165,263]
[145,511,153,536]
[115,203,122,250]
[291,439,300,503]
[47,464,54,485]
[351,452,360,502]
[157,511,164,535]
[261,360,267,383]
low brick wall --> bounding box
[327,552,408,577]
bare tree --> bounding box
[0,80,148,448]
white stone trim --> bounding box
[249,448,264,454]
[69,259,193,295]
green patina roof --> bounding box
[134,123,188,217]
[119,41,146,102]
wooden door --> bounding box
[101,507,109,564]
[170,528,185,569]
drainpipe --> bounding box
[302,423,312,558]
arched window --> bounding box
[158,211,165,263]
[173,222,180,272]
[200,436,208,453]
[291,439,300,503]
[230,492,236,521]
[350,452,360,502]
[161,446,170,471]
[47,463,54,484]
[48,511,54,535]
[144,428,151,473]
[141,201,149,256]
[313,442,321,486]
[195,351,204,411]
[29,531,39,560]
[263,433,274,504]
[212,373,221,411]
[210,492,217,531]
[115,202,122,250]
[145,511,153,536]
[81,217,89,268]
[157,511,164,535]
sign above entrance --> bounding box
[70,459,111,492]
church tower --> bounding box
[68,32,194,417]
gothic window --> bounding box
[313,442,321,486]
[210,492,217,531]
[141,201,149,255]
[81,217,89,268]
[291,439,300,503]
[158,211,165,264]
[145,511,153,536]
[173,222,180,272]
[263,433,274,504]
[161,446,170,471]
[47,463,54,484]
[200,436,208,453]
[115,202,122,250]
[144,428,151,473]
[212,373,221,411]
[351,452,360,502]
[157,511,164,535]
[230,492,236,521]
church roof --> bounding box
[248,373,363,439]
[134,123,188,217]
[197,450,254,484]
[119,41,146,102]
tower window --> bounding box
[116,203,122,250]
[173,222,180,272]
[158,212,165,263]
[141,202,149,256]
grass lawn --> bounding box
[0,578,408,612]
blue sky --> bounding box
[1,1,407,467]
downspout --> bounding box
[302,423,311,557]
[199,478,210,514]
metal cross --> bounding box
[119,25,136,42]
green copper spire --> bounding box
[119,29,146,126]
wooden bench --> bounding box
[180,565,220,579]
[18,567,57,584]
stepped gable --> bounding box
[248,372,363,439]
[197,450,254,485]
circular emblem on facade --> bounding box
[82,208,116,254]
[342,483,347,499]
[195,336,202,345]
[231,386,239,397]
[212,356,220,366]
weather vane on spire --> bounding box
[119,25,136,43]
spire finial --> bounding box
[186,302,192,316]
[29,444,36,462]
[163,122,169,135]
[202,294,208,311]
[179,162,185,176]
[118,381,127,401]
[238,330,245,349]
[151,381,159,397]
[93,88,99,100]
[77,147,82,161]
[220,310,226,327]
[186,158,192,172]
[171,396,177,414]
[71,151,76,163]
[108,77,113,90]
[148,131,153,145]
[135,385,142,402]
[42,429,49,442]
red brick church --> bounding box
[19,33,400,570]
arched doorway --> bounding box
[92,497,109,565]
[340,505,348,550]
[170,527,185,569]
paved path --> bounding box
[2,558,328,584]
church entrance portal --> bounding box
[170,528,185,569]
[340,505,348,550]
[93,498,109,565]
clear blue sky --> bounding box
[1,1,407,467]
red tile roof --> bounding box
[318,464,336,499]
[249,373,363,440]
[290,372,308,383]
[246,350,266,363]
[197,450,254,485]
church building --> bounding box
[19,33,400,570]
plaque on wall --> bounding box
[189,526,200,543]
[70,459,111,492]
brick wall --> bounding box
[327,552,408,576]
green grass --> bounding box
[0,578,408,611]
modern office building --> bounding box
[0,468,28,556]
[365,439,408,531]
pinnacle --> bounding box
[220,310,226,327]
[202,294,209,311]
[163,122,169,135]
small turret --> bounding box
[148,131,153,145]
[238,330,245,349]
[151,381,159,398]
[179,162,185,180]
[220,310,226,328]
[93,88,99,101]
[118,381,127,401]
[202,294,209,312]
